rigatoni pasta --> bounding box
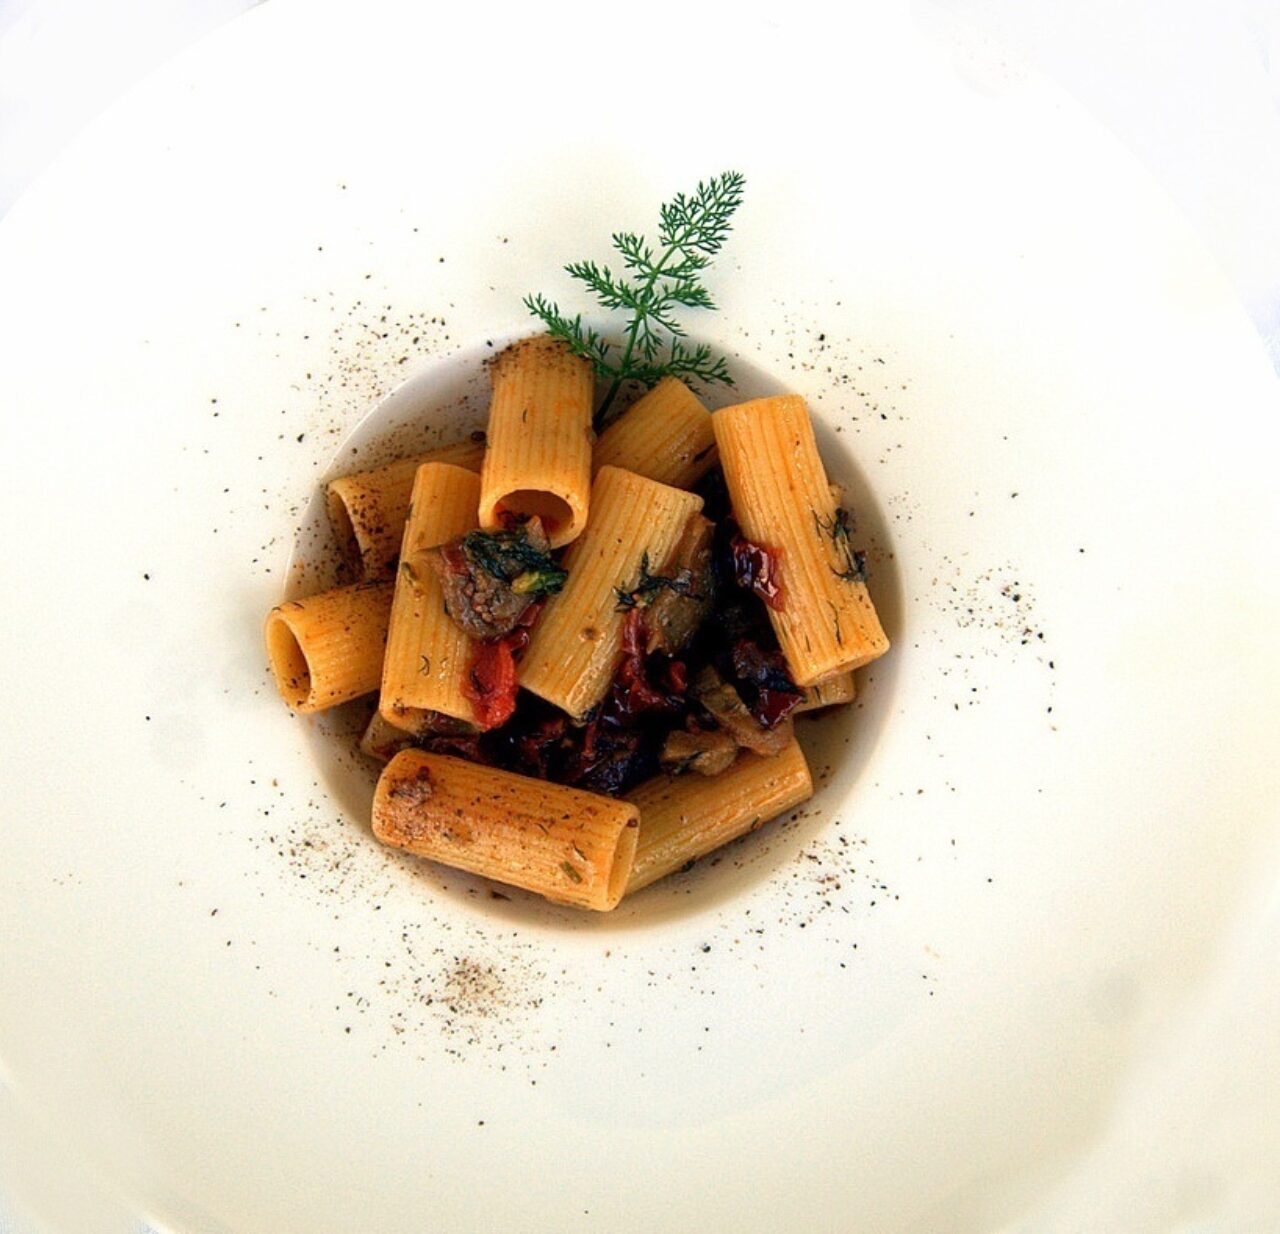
[326,438,485,577]
[267,200,893,912]
[379,462,482,732]
[359,709,417,763]
[713,395,889,686]
[479,336,594,548]
[625,739,813,894]
[797,671,856,712]
[264,580,394,712]
[373,750,639,910]
[263,170,895,912]
[592,377,717,490]
[520,466,703,720]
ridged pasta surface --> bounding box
[520,466,703,719]
[373,750,639,910]
[379,463,481,730]
[592,377,717,490]
[327,439,484,577]
[265,580,394,712]
[625,740,813,893]
[479,336,594,548]
[713,395,889,686]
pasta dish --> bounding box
[264,336,889,910]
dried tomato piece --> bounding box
[730,638,801,728]
[461,602,545,731]
[730,534,785,611]
[614,610,682,717]
[463,638,520,730]
[753,686,802,730]
[620,606,645,659]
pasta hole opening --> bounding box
[606,818,640,910]
[265,613,312,710]
[326,487,360,570]
[497,490,574,539]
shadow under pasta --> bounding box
[280,336,902,930]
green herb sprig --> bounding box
[525,171,746,426]
[614,551,700,611]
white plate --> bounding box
[1,2,1277,1231]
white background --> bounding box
[1,1,1276,1231]
[4,0,1280,373]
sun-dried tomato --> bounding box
[463,638,520,730]
[752,686,802,729]
[729,638,802,728]
[730,534,785,611]
[462,601,545,730]
[613,610,682,717]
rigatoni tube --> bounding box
[379,462,481,732]
[796,671,856,712]
[520,466,703,720]
[479,335,594,548]
[359,709,417,763]
[372,750,640,910]
[592,377,717,490]
[625,739,813,894]
[713,395,889,686]
[264,580,394,712]
[326,438,485,578]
